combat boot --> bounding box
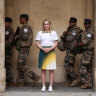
[6,82,19,87]
[15,83,24,87]
[12,83,24,87]
[70,79,78,87]
[32,75,40,87]
[80,82,92,89]
[8,83,15,87]
[6,83,10,86]
[16,79,24,87]
[6,82,14,87]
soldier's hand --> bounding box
[11,45,14,49]
[60,35,64,40]
[60,31,67,40]
[77,42,84,46]
[14,35,18,40]
[63,31,67,35]
[74,42,78,47]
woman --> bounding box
[35,19,58,91]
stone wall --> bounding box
[94,0,96,92]
[0,0,6,92]
[5,0,93,83]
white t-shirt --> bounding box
[35,31,58,46]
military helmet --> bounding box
[20,14,29,21]
[58,41,66,51]
[69,17,77,22]
[84,19,92,24]
[5,17,12,22]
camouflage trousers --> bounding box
[5,48,13,84]
[17,47,37,84]
[80,49,94,84]
[64,49,78,81]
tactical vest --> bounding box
[20,25,29,41]
[66,26,83,54]
[5,27,12,40]
[5,26,14,48]
[16,24,32,49]
[82,27,94,50]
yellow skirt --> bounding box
[39,48,56,70]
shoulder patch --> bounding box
[72,32,76,36]
[5,31,9,35]
[24,28,28,33]
[71,30,77,36]
[87,33,92,38]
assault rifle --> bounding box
[60,31,67,42]
[11,27,20,47]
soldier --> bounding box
[5,17,14,86]
[60,17,83,87]
[15,14,40,87]
[77,19,94,88]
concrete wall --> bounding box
[5,0,93,83]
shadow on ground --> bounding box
[6,83,93,92]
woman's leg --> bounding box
[41,69,46,86]
[49,70,54,86]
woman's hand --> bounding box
[43,48,51,53]
[36,41,58,53]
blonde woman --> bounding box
[35,19,58,91]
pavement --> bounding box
[0,83,96,96]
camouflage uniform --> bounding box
[16,24,39,85]
[5,26,14,84]
[64,26,83,82]
[80,27,94,85]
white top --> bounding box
[35,31,58,46]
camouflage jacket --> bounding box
[66,26,83,51]
[18,24,33,48]
[81,27,94,50]
[5,26,14,48]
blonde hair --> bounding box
[42,19,52,33]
